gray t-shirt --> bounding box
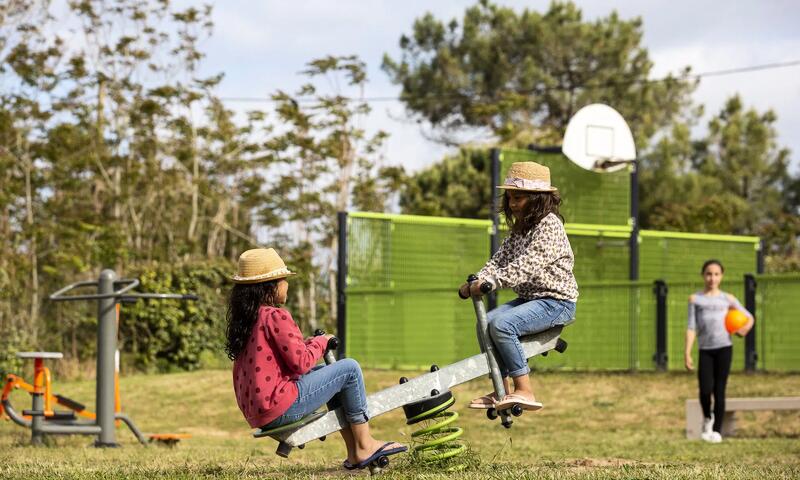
[687,291,752,350]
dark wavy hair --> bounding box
[225,281,280,361]
[701,259,725,274]
[502,190,564,234]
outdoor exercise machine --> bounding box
[0,269,196,447]
[253,275,570,473]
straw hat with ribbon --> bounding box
[497,161,558,192]
[231,248,296,284]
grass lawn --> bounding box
[1,368,798,479]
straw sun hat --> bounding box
[231,248,296,284]
[497,161,558,192]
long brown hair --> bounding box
[502,190,563,234]
[224,281,281,360]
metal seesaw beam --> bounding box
[280,324,567,447]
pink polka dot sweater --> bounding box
[232,306,328,428]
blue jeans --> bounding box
[478,297,576,378]
[262,358,369,428]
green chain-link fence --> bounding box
[342,212,787,371]
[756,274,800,372]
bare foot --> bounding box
[353,439,405,464]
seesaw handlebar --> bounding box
[457,274,492,299]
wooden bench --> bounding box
[685,396,800,439]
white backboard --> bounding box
[563,104,636,172]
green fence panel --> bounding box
[756,274,800,372]
[344,211,764,371]
[494,281,654,371]
[499,149,630,227]
[567,226,631,283]
[346,213,491,369]
[639,231,759,282]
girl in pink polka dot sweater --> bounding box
[225,248,405,469]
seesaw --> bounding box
[253,276,571,473]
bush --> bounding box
[119,260,231,372]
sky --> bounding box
[185,0,800,174]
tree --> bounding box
[382,0,696,147]
[263,55,397,331]
[639,95,798,271]
[399,148,494,218]
[0,0,267,371]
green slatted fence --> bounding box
[756,274,800,372]
[343,211,773,371]
[639,231,760,282]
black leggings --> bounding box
[698,346,732,432]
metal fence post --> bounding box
[630,163,640,281]
[95,269,118,447]
[653,279,668,371]
[744,273,757,372]
[488,148,500,311]
[337,212,348,359]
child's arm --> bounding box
[685,295,696,371]
[265,309,327,374]
[482,217,563,289]
[726,293,754,336]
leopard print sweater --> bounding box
[478,212,578,301]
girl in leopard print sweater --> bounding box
[458,161,577,413]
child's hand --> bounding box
[458,283,470,298]
[735,323,752,337]
[469,279,487,296]
[684,353,694,371]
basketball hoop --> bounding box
[562,104,637,173]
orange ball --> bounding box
[725,308,748,333]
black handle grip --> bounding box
[462,274,492,296]
[314,329,338,351]
[327,337,339,351]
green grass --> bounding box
[1,369,799,479]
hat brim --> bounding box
[231,271,296,284]
[497,185,558,192]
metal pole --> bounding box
[471,294,512,428]
[336,212,348,359]
[744,274,757,372]
[95,269,119,447]
[489,148,500,311]
[653,280,668,371]
[629,163,640,280]
[30,358,44,445]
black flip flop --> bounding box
[355,442,408,469]
[342,460,357,470]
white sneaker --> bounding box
[702,415,714,435]
[701,430,723,443]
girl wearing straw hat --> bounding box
[459,161,578,412]
[225,248,406,469]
